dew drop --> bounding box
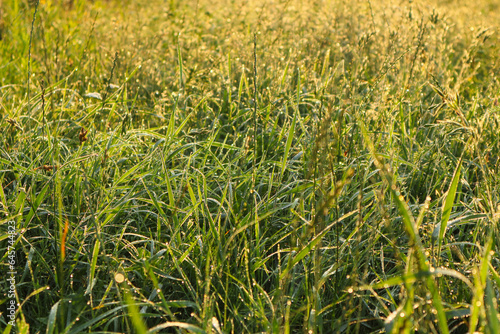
[115,273,125,283]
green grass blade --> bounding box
[84,239,100,296]
[432,156,462,244]
[45,300,60,334]
[485,278,499,334]
[280,57,290,91]
[281,111,296,178]
[361,267,473,291]
[123,286,148,334]
[469,235,494,334]
[66,305,130,334]
[279,210,356,281]
[359,120,450,334]
[177,36,184,93]
[25,181,50,226]
[147,322,206,334]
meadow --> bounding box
[1,0,500,332]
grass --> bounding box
[1,0,500,332]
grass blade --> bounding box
[177,35,184,93]
[469,235,494,334]
[84,239,100,296]
[66,305,130,334]
[123,286,148,334]
[147,322,206,334]
[432,156,462,245]
[46,300,61,334]
[279,210,356,281]
[359,120,450,334]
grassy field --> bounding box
[1,0,500,332]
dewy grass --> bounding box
[1,0,500,333]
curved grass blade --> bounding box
[469,235,494,334]
[147,322,206,334]
[280,111,296,178]
[359,120,451,334]
[432,156,462,245]
[66,305,130,334]
[46,300,61,334]
[360,267,473,291]
[279,210,356,281]
[123,285,148,334]
[485,277,499,334]
[84,239,100,296]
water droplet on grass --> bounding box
[115,273,125,283]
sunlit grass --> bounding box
[1,0,499,332]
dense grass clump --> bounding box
[1,0,500,332]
